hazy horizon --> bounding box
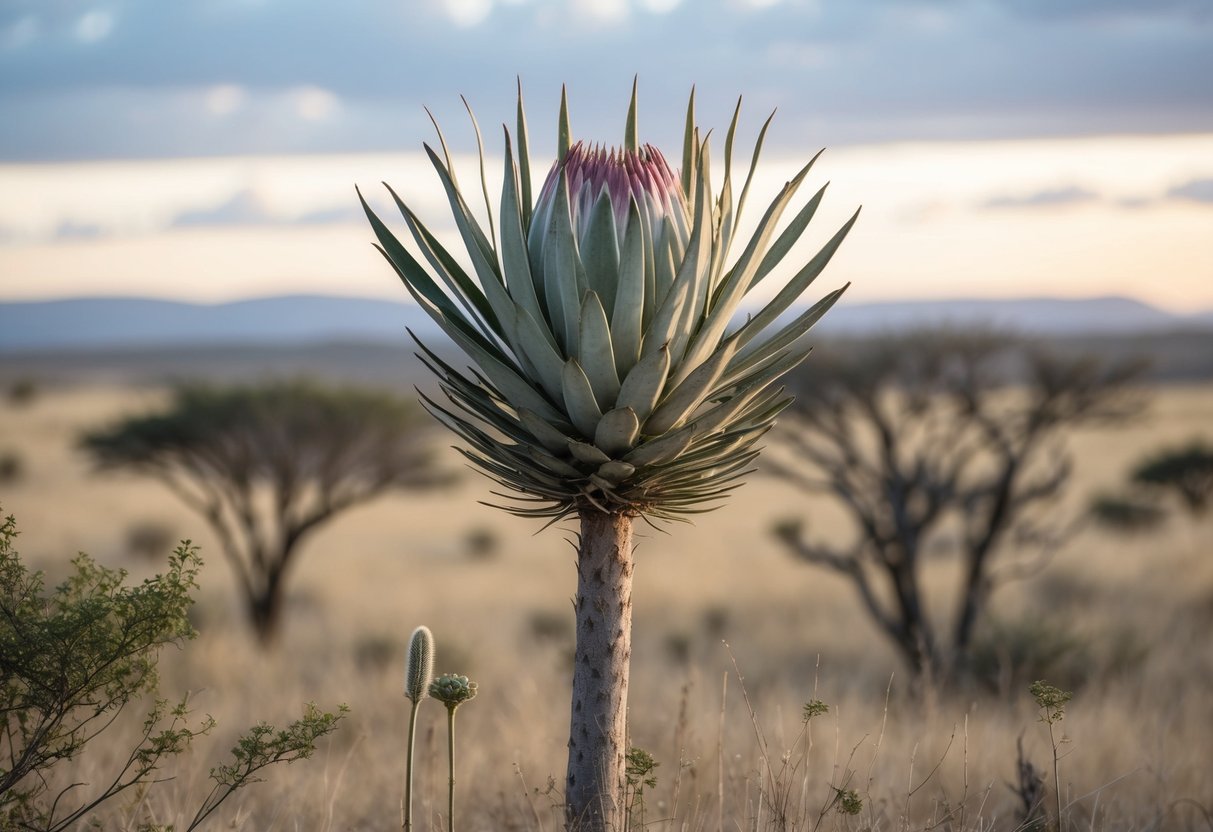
[3,1,1211,311]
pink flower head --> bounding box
[532,141,691,254]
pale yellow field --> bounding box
[1,382,1211,831]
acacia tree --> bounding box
[81,382,444,645]
[770,331,1142,681]
[1131,441,1213,517]
[360,83,856,831]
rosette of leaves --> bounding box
[359,82,857,524]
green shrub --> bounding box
[0,509,345,830]
[1132,439,1213,516]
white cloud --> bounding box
[574,0,631,24]
[206,84,247,117]
[291,86,339,121]
[636,0,682,13]
[74,10,115,44]
[442,0,494,27]
[735,0,786,9]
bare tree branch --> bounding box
[769,331,1143,682]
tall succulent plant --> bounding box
[360,82,858,832]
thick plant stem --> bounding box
[446,708,456,832]
[404,700,420,831]
[566,508,635,832]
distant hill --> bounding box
[1,293,1210,352]
[813,296,1195,335]
[0,295,440,351]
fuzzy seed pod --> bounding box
[405,626,435,702]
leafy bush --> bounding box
[1132,440,1213,516]
[0,509,345,831]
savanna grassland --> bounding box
[1,375,1211,831]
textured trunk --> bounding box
[248,565,286,648]
[566,509,635,832]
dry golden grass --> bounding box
[2,381,1212,830]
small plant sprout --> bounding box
[802,699,829,722]
[623,747,659,831]
[403,626,435,831]
[833,786,863,816]
[1030,680,1074,831]
[429,674,478,832]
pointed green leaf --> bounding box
[513,410,570,456]
[388,188,499,336]
[568,439,610,465]
[610,198,646,375]
[732,208,860,350]
[623,421,698,467]
[558,85,571,161]
[597,460,636,483]
[562,358,603,438]
[543,167,586,352]
[500,128,552,344]
[715,340,815,400]
[649,147,714,372]
[683,155,818,374]
[624,76,639,152]
[616,343,670,423]
[644,341,735,435]
[594,407,641,457]
[732,109,777,251]
[582,189,621,317]
[421,143,499,267]
[577,291,621,410]
[730,285,848,377]
[749,168,828,292]
[435,309,564,424]
[514,305,566,402]
[714,97,742,265]
[516,78,534,232]
[461,95,497,252]
[681,86,697,198]
[651,221,677,310]
[514,407,573,454]
[528,446,584,478]
[358,189,471,329]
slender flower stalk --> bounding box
[361,80,858,831]
[429,674,478,832]
[403,626,434,831]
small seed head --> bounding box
[405,626,435,703]
[429,673,478,710]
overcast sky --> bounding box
[2,0,1212,310]
[3,0,1212,159]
